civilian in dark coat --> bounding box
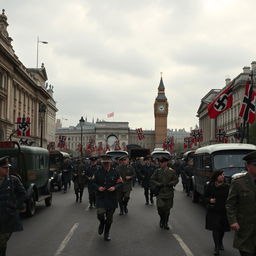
[0,156,26,256]
[204,170,230,256]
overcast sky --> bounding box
[3,0,256,130]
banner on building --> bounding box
[184,137,193,149]
[216,128,228,143]
[16,117,31,136]
[58,136,66,148]
[239,80,256,124]
[163,136,175,151]
[107,112,114,118]
[47,142,55,151]
[207,83,233,118]
[136,128,145,140]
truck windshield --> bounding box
[213,152,248,169]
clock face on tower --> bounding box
[158,105,165,112]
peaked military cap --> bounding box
[90,156,98,161]
[119,155,128,161]
[243,150,256,164]
[158,155,170,162]
[101,155,112,163]
[0,156,11,168]
[144,155,152,161]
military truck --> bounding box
[49,150,70,191]
[0,141,53,216]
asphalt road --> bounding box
[7,181,240,256]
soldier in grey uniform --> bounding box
[0,156,26,256]
[226,151,256,256]
[116,155,135,215]
[150,155,179,230]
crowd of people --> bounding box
[0,151,256,255]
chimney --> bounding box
[243,66,250,74]
[225,78,231,85]
[251,61,256,72]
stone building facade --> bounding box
[0,10,57,146]
[197,62,256,145]
[55,120,155,157]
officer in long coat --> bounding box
[116,155,135,215]
[85,157,98,208]
[92,155,122,241]
[72,158,87,203]
[0,156,26,256]
[226,151,256,256]
[140,156,155,205]
[150,156,179,230]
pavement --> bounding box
[7,181,240,256]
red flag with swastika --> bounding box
[239,80,256,124]
[208,83,233,119]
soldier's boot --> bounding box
[119,202,124,215]
[75,193,79,203]
[0,247,7,256]
[159,215,164,228]
[163,214,170,230]
[89,200,93,209]
[145,194,149,205]
[104,223,111,241]
[123,198,129,214]
[97,215,105,235]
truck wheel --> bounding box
[26,193,36,217]
[45,195,52,207]
[192,188,200,203]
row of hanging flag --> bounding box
[207,78,256,124]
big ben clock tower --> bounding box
[154,76,168,148]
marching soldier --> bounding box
[92,155,122,241]
[150,155,179,230]
[0,156,26,256]
[116,155,135,215]
[226,151,256,256]
[140,156,155,205]
[62,158,73,193]
[85,156,98,209]
[72,158,87,203]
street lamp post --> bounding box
[39,103,46,147]
[79,116,85,157]
[36,36,48,68]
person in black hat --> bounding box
[116,155,135,215]
[0,156,26,256]
[84,156,99,208]
[226,150,256,256]
[150,155,178,230]
[140,155,155,205]
[92,155,122,241]
[72,158,87,203]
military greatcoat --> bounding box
[0,175,26,233]
[226,173,256,254]
[92,167,122,209]
[150,167,179,212]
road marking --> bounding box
[54,223,79,256]
[172,233,194,256]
